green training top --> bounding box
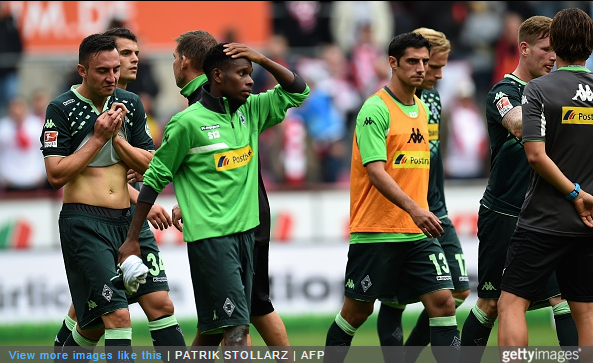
[143,82,309,242]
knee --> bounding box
[223,325,250,346]
[140,292,175,321]
[103,308,131,329]
[477,298,499,318]
[423,290,456,317]
[453,289,470,302]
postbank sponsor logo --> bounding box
[428,123,439,141]
[214,145,253,171]
[392,150,430,169]
[562,107,593,124]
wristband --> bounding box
[564,183,580,200]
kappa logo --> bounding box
[572,84,593,102]
[212,310,218,321]
[407,128,426,143]
[345,279,355,289]
[44,119,55,128]
[494,92,507,100]
[363,117,375,126]
[481,282,496,291]
[87,300,97,310]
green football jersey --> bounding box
[143,83,309,242]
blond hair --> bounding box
[413,27,451,54]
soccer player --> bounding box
[324,32,460,363]
[119,42,308,346]
[376,27,470,363]
[498,7,592,351]
[166,30,291,350]
[41,33,152,358]
[460,15,578,361]
[52,28,186,359]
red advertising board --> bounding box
[5,1,271,54]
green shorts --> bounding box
[437,216,469,292]
[477,205,560,304]
[58,205,131,329]
[127,222,170,304]
[187,231,254,334]
[345,238,454,305]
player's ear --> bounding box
[212,68,224,84]
[77,64,86,78]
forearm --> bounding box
[368,163,420,214]
[128,184,139,205]
[525,142,575,195]
[257,57,295,88]
[45,137,107,188]
[113,138,153,173]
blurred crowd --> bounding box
[0,1,592,193]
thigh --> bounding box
[344,243,404,302]
[59,210,129,329]
[556,236,593,302]
[476,206,516,298]
[188,231,254,334]
[501,228,564,302]
[394,237,455,305]
[438,216,469,292]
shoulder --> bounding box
[49,90,77,110]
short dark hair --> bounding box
[388,32,432,61]
[103,27,138,43]
[550,8,593,63]
[175,30,218,71]
[203,42,239,82]
[78,34,117,67]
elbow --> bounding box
[47,177,66,190]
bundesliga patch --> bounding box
[44,131,58,147]
[495,96,513,117]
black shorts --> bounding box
[438,216,470,292]
[346,239,454,305]
[58,205,131,329]
[187,231,254,333]
[501,227,593,303]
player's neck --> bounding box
[117,82,128,90]
[556,58,586,69]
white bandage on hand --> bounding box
[120,255,149,294]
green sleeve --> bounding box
[143,111,192,193]
[355,96,390,166]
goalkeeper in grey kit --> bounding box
[119,42,309,346]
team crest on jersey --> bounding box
[44,131,58,147]
[238,111,246,126]
[496,96,513,117]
